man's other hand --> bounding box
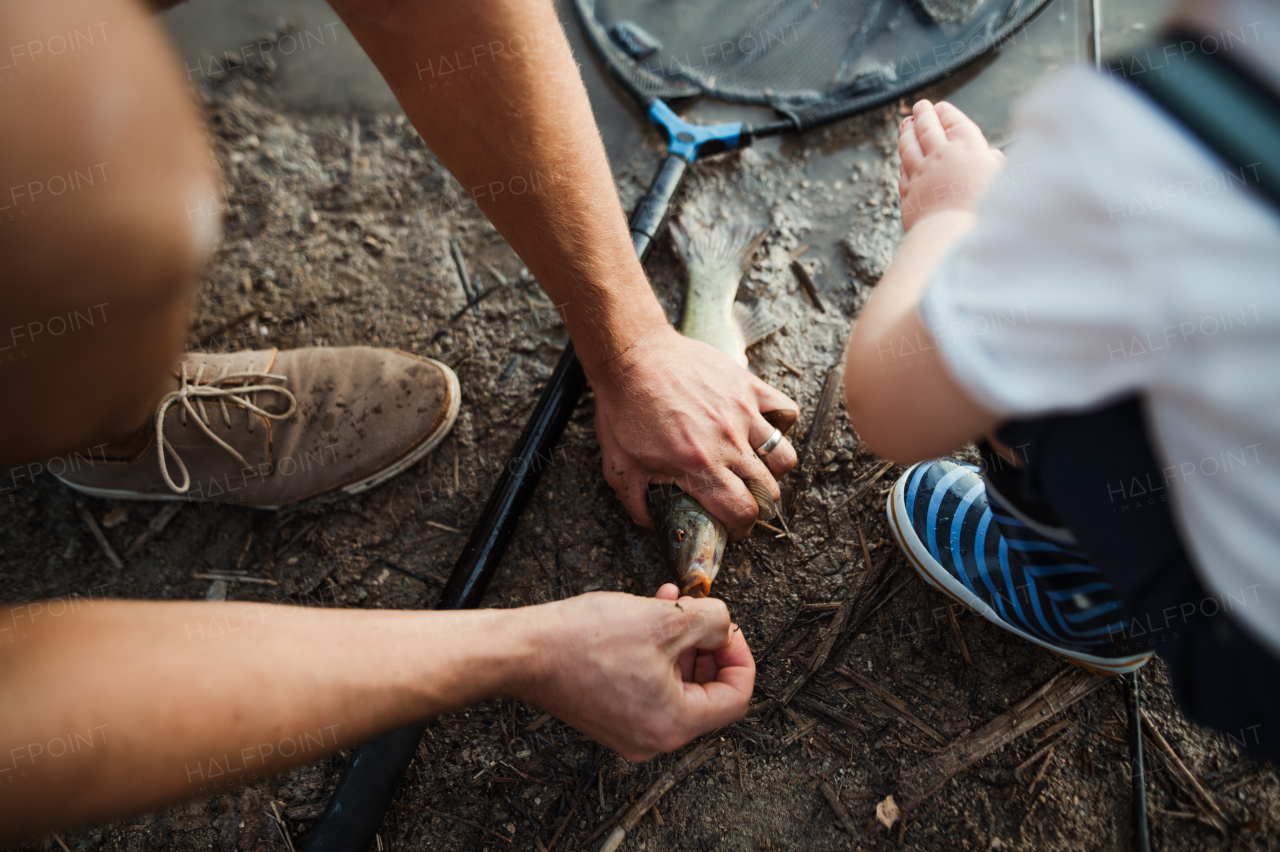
[516,585,755,761]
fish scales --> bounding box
[648,216,784,597]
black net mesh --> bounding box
[573,0,1052,129]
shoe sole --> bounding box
[886,468,1151,676]
[57,359,462,510]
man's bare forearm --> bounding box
[330,0,668,380]
[0,601,531,839]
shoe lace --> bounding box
[155,361,298,494]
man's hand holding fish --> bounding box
[590,322,800,540]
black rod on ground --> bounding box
[302,145,690,852]
[1124,670,1151,852]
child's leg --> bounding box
[998,400,1280,762]
[0,0,218,465]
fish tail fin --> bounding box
[733,299,785,348]
[670,216,770,275]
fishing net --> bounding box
[573,0,1053,129]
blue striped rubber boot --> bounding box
[886,458,1151,674]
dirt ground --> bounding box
[2,58,1277,852]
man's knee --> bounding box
[0,0,220,461]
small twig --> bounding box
[50,834,71,852]
[790,260,826,313]
[754,519,785,535]
[835,666,947,746]
[483,261,510,286]
[193,309,259,350]
[449,283,503,322]
[1141,710,1231,833]
[786,356,845,520]
[791,693,868,734]
[424,519,463,533]
[450,239,478,309]
[778,357,806,377]
[270,800,298,852]
[349,116,361,177]
[391,802,514,842]
[75,500,125,570]
[820,781,856,834]
[547,752,605,851]
[126,502,183,556]
[375,558,445,588]
[232,530,255,571]
[944,601,973,667]
[192,573,279,585]
[1014,738,1062,786]
[1026,745,1057,797]
[597,741,718,852]
[525,712,554,732]
[781,718,819,747]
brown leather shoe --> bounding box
[57,347,459,507]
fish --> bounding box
[669,218,784,366]
[649,482,727,598]
[647,216,790,597]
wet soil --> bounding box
[2,58,1276,852]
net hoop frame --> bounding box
[571,0,1057,130]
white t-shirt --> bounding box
[919,13,1280,656]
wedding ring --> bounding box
[755,428,783,457]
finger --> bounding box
[677,645,696,682]
[934,101,986,146]
[912,99,948,156]
[679,628,756,730]
[898,115,924,174]
[666,596,733,656]
[614,469,654,530]
[655,583,679,601]
[724,452,783,540]
[763,435,797,480]
[687,465,760,540]
[714,624,754,673]
[693,649,718,684]
[748,412,798,481]
[751,378,799,435]
[761,408,799,435]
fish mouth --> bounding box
[680,572,712,598]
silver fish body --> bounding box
[647,217,784,595]
[670,218,782,366]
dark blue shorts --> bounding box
[987,397,1278,763]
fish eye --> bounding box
[676,529,685,542]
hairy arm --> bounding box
[327,0,665,378]
[325,0,800,536]
[0,590,751,839]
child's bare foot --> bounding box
[897,100,1005,232]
